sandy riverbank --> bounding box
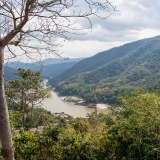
[61,96,110,109]
[96,103,110,109]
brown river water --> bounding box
[42,91,110,118]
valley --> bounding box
[42,89,110,118]
[5,36,160,106]
[3,35,160,159]
[48,36,160,105]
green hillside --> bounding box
[49,36,160,104]
[49,37,153,85]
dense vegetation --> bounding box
[49,36,160,104]
[1,90,160,159]
[5,69,52,128]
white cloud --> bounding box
[5,0,160,62]
[75,0,160,40]
[52,40,128,58]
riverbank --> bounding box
[60,96,110,109]
[45,79,110,109]
[43,79,110,117]
[42,91,111,118]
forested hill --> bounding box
[49,35,160,104]
[49,36,154,84]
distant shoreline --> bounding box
[60,96,109,109]
[44,79,110,110]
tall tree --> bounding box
[0,0,115,159]
[5,69,51,127]
[108,90,160,159]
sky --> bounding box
[4,0,160,62]
[57,0,160,59]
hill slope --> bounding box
[49,37,152,84]
[49,36,160,104]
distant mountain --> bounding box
[5,61,39,71]
[5,57,85,78]
[4,66,18,81]
[40,57,85,65]
[41,62,77,78]
[49,36,160,104]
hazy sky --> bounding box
[58,0,160,59]
[5,0,160,62]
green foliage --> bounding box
[5,69,51,127]
[43,123,62,141]
[108,90,160,159]
[12,112,111,160]
[6,69,51,109]
[56,134,107,160]
[72,118,91,134]
[25,108,56,129]
[87,112,115,127]
[8,107,57,129]
[9,89,160,159]
[13,131,55,160]
[9,110,22,129]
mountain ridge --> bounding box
[5,57,84,79]
[49,36,158,84]
[49,36,160,104]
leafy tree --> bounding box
[108,90,160,159]
[9,111,22,130]
[5,69,51,127]
[72,118,91,134]
[13,131,54,160]
[25,108,56,129]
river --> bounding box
[42,91,110,118]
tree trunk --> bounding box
[0,46,14,160]
[31,102,33,120]
[22,90,25,128]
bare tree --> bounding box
[0,0,115,159]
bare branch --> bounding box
[0,0,115,60]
